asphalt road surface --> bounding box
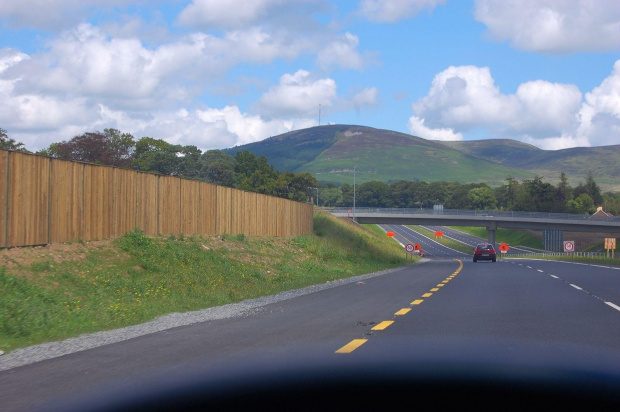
[2,226,620,410]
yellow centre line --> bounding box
[372,320,394,331]
[395,308,411,315]
[335,339,367,354]
[411,299,424,305]
[422,293,432,298]
[430,288,439,292]
[437,284,444,287]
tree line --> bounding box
[0,128,318,203]
[317,173,620,216]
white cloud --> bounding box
[317,32,369,70]
[358,0,446,23]
[572,60,620,147]
[406,64,602,149]
[474,0,620,53]
[177,0,287,29]
[408,116,462,141]
[254,70,338,118]
[0,0,138,30]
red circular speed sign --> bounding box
[405,244,414,253]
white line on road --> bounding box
[605,302,620,312]
[550,275,559,279]
[537,269,544,273]
[570,284,583,290]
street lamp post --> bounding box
[308,187,318,207]
[353,166,357,221]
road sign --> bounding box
[499,243,509,253]
[605,238,616,250]
[405,244,414,253]
[563,241,575,252]
[414,243,421,250]
[434,231,443,237]
[386,232,395,237]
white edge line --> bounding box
[402,225,468,256]
[570,284,583,290]
[550,275,559,279]
[605,302,620,312]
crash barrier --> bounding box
[1,150,314,248]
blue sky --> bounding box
[1,0,619,152]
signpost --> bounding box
[434,231,443,238]
[499,243,509,256]
[563,241,575,253]
[605,238,616,258]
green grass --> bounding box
[446,226,544,249]
[0,212,411,353]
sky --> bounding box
[0,0,619,153]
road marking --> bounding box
[442,280,449,283]
[605,302,620,312]
[537,269,544,273]
[411,299,424,305]
[395,308,411,315]
[335,339,367,354]
[550,275,559,279]
[430,288,439,292]
[437,284,444,287]
[570,284,583,290]
[372,321,394,330]
[422,293,432,298]
[527,266,532,269]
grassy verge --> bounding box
[506,252,620,266]
[446,226,543,249]
[0,212,410,353]
[406,225,473,254]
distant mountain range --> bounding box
[223,125,620,192]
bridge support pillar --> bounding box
[487,222,497,246]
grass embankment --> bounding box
[446,226,544,249]
[0,212,410,353]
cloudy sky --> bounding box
[1,0,619,152]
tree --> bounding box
[356,181,392,207]
[50,129,135,167]
[132,137,181,175]
[467,187,497,210]
[201,150,235,186]
[553,172,573,212]
[567,193,594,214]
[0,128,27,152]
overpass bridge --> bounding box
[324,207,620,245]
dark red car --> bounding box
[473,243,496,262]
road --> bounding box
[2,226,620,410]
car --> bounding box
[473,243,496,262]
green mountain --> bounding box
[223,125,620,191]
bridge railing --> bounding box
[321,207,620,223]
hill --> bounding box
[224,125,533,187]
[223,125,620,191]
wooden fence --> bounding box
[0,150,314,248]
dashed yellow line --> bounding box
[335,339,368,354]
[336,259,464,354]
[372,321,394,331]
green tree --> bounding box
[0,128,27,152]
[132,137,181,175]
[567,193,594,214]
[356,181,393,207]
[553,172,573,212]
[467,186,497,210]
[201,150,235,186]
